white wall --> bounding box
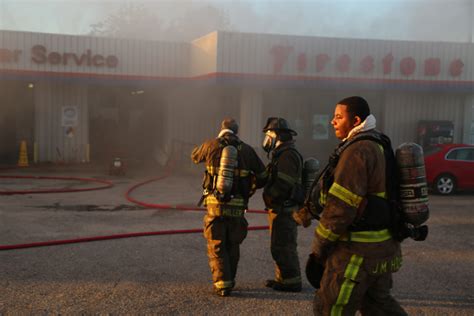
[34,81,89,162]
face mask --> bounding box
[262,134,277,153]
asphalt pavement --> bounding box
[1,165,473,315]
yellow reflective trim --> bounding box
[239,169,250,177]
[340,229,392,243]
[373,192,387,199]
[277,171,301,184]
[208,208,245,217]
[319,192,327,206]
[205,195,245,207]
[316,223,340,242]
[214,280,234,289]
[330,255,364,316]
[206,165,216,175]
[377,143,384,153]
[329,182,363,208]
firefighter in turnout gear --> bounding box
[308,97,407,315]
[262,117,305,292]
[191,118,267,297]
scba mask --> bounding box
[262,132,277,153]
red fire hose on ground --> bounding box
[0,175,113,195]
[0,168,269,251]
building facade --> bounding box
[1,30,473,165]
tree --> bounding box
[89,1,232,41]
[166,3,231,41]
[90,3,166,40]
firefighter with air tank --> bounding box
[261,117,306,292]
[191,118,267,297]
[295,96,429,315]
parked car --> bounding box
[424,144,474,195]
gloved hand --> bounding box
[292,207,312,228]
[305,253,325,289]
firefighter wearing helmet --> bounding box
[191,118,267,297]
[262,117,305,292]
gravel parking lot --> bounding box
[1,165,473,315]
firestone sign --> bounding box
[270,45,464,77]
[0,45,119,68]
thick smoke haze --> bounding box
[0,0,473,42]
[1,0,473,164]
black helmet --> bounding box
[220,118,239,134]
[262,117,297,136]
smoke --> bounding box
[1,0,472,42]
[1,0,473,165]
[233,0,473,43]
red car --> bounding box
[424,144,474,195]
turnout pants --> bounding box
[268,207,301,285]
[203,213,248,290]
[313,243,407,316]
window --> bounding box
[446,148,474,161]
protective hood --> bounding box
[343,114,377,141]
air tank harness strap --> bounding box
[267,204,298,214]
[206,165,250,177]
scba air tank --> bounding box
[303,158,320,197]
[216,145,238,195]
[395,142,430,226]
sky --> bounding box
[0,0,473,42]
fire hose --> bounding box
[0,175,113,195]
[0,170,268,251]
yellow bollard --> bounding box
[17,140,29,167]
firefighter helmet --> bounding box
[220,118,239,134]
[262,117,297,136]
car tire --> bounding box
[434,174,456,195]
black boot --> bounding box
[214,287,232,297]
[265,279,302,292]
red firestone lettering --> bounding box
[449,59,464,77]
[360,55,374,74]
[316,54,330,72]
[336,54,351,73]
[297,53,307,72]
[424,58,440,76]
[400,57,416,76]
[382,53,394,74]
[270,45,293,74]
